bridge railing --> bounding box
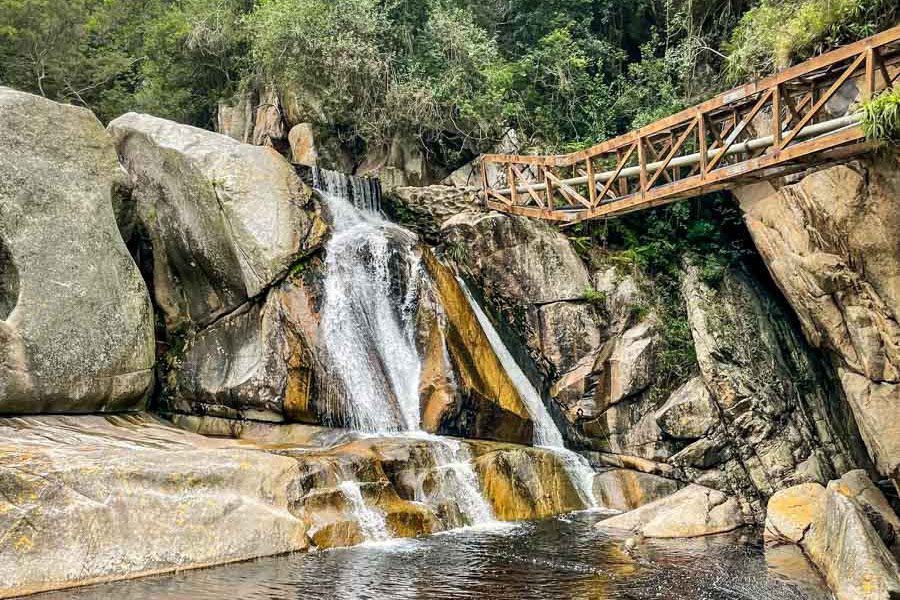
[480,25,900,223]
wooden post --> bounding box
[480,159,489,206]
[507,163,518,206]
[637,137,647,198]
[865,47,875,100]
[586,158,597,207]
[617,149,629,197]
[698,114,708,178]
[772,84,782,155]
[544,167,554,208]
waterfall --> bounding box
[457,279,597,508]
[319,191,423,432]
[314,170,495,535]
[338,481,390,542]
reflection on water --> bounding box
[39,512,828,600]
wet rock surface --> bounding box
[0,88,155,413]
[0,414,593,598]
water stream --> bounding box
[315,171,496,532]
[40,512,830,600]
[457,279,598,508]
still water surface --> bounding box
[39,512,829,600]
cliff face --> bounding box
[735,157,900,492]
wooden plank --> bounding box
[772,83,782,154]
[596,143,637,206]
[507,164,518,206]
[781,51,866,149]
[511,164,543,207]
[637,137,648,198]
[706,88,773,172]
[646,118,698,189]
[698,112,708,178]
[585,159,597,207]
[545,169,591,208]
[865,47,876,99]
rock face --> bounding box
[735,157,900,490]
[2,413,592,597]
[765,472,900,600]
[419,252,534,444]
[108,112,326,330]
[440,210,601,397]
[598,484,744,538]
[471,443,589,520]
[0,415,309,598]
[384,186,481,244]
[0,88,155,413]
[592,469,683,512]
[579,262,864,525]
[108,113,328,421]
[678,263,864,519]
[167,269,327,423]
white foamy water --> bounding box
[338,480,390,542]
[315,173,496,537]
[319,192,423,433]
[457,278,597,508]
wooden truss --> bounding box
[479,25,900,223]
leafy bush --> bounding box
[860,86,900,144]
[724,0,897,82]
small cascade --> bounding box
[338,481,391,542]
[313,166,382,213]
[314,173,497,537]
[457,278,598,508]
[426,436,496,526]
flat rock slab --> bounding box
[0,414,596,597]
[0,414,308,598]
[597,483,743,538]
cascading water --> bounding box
[318,189,423,432]
[315,169,496,533]
[458,279,598,508]
[337,481,391,542]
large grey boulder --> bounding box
[0,88,154,413]
[108,113,328,422]
[107,112,326,331]
[735,158,900,490]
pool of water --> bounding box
[37,512,829,600]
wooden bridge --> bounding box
[479,25,900,223]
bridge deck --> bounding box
[479,25,900,223]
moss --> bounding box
[580,287,606,305]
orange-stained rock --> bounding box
[421,251,534,445]
[472,444,587,520]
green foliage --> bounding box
[724,0,897,82]
[860,86,900,144]
[580,287,607,305]
[0,0,251,125]
[444,240,469,264]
